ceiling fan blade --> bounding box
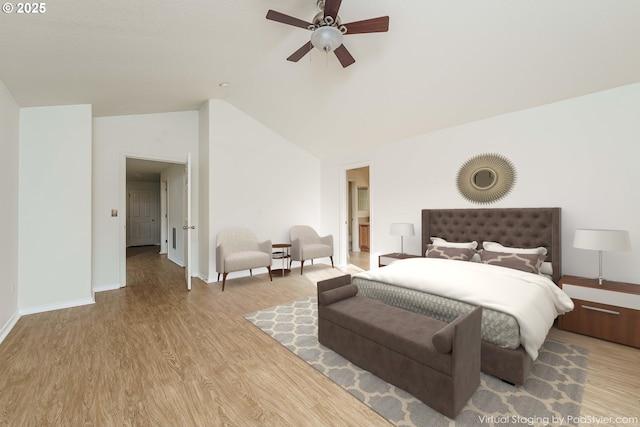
[287,41,314,62]
[343,16,390,34]
[266,10,312,30]
[334,44,355,68]
[323,0,342,20]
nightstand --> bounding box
[378,253,421,267]
[558,275,640,348]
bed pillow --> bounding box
[483,241,547,256]
[430,237,478,249]
[426,244,476,261]
[540,262,553,276]
[480,250,546,274]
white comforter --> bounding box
[354,258,574,360]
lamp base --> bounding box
[598,250,603,286]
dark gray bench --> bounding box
[317,275,481,419]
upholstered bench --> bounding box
[317,275,482,419]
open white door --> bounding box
[183,153,194,290]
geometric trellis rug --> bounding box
[245,296,589,427]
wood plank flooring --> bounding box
[0,247,638,426]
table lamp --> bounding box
[390,223,414,254]
[573,229,631,285]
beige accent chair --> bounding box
[290,225,334,275]
[216,228,272,291]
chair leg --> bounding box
[267,266,272,281]
[217,273,220,282]
[250,269,253,276]
[330,256,334,268]
[300,260,305,275]
[222,272,229,292]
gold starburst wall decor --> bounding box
[456,153,516,204]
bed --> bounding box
[352,207,574,385]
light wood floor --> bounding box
[348,251,370,271]
[0,247,638,426]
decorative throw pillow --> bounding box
[426,244,476,261]
[483,241,547,256]
[480,250,546,274]
[319,284,359,306]
[431,237,478,249]
[432,323,454,354]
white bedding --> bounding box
[354,258,574,360]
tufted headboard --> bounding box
[421,208,561,283]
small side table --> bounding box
[378,252,421,267]
[272,243,291,276]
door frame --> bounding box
[340,162,372,267]
[184,153,193,291]
[348,180,358,251]
[119,153,189,287]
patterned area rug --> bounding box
[245,296,589,427]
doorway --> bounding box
[126,158,165,249]
[122,156,192,289]
[346,166,370,270]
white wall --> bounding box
[0,80,20,341]
[203,100,322,281]
[321,83,640,284]
[92,111,199,290]
[19,105,94,313]
[198,101,211,281]
[93,103,320,288]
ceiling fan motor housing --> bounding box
[311,25,344,52]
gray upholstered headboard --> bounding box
[421,208,561,283]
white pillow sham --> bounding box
[483,241,547,256]
[540,262,553,276]
[430,237,478,249]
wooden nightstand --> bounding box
[378,253,421,267]
[558,275,640,348]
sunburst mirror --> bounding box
[456,153,516,204]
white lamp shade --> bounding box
[573,229,631,252]
[390,223,415,237]
[310,26,343,52]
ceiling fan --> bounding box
[266,0,389,68]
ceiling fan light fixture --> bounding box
[310,25,343,52]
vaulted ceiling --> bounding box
[1,0,639,158]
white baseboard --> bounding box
[291,259,333,268]
[93,283,122,293]
[167,254,185,267]
[0,310,21,345]
[196,273,213,284]
[19,297,95,316]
